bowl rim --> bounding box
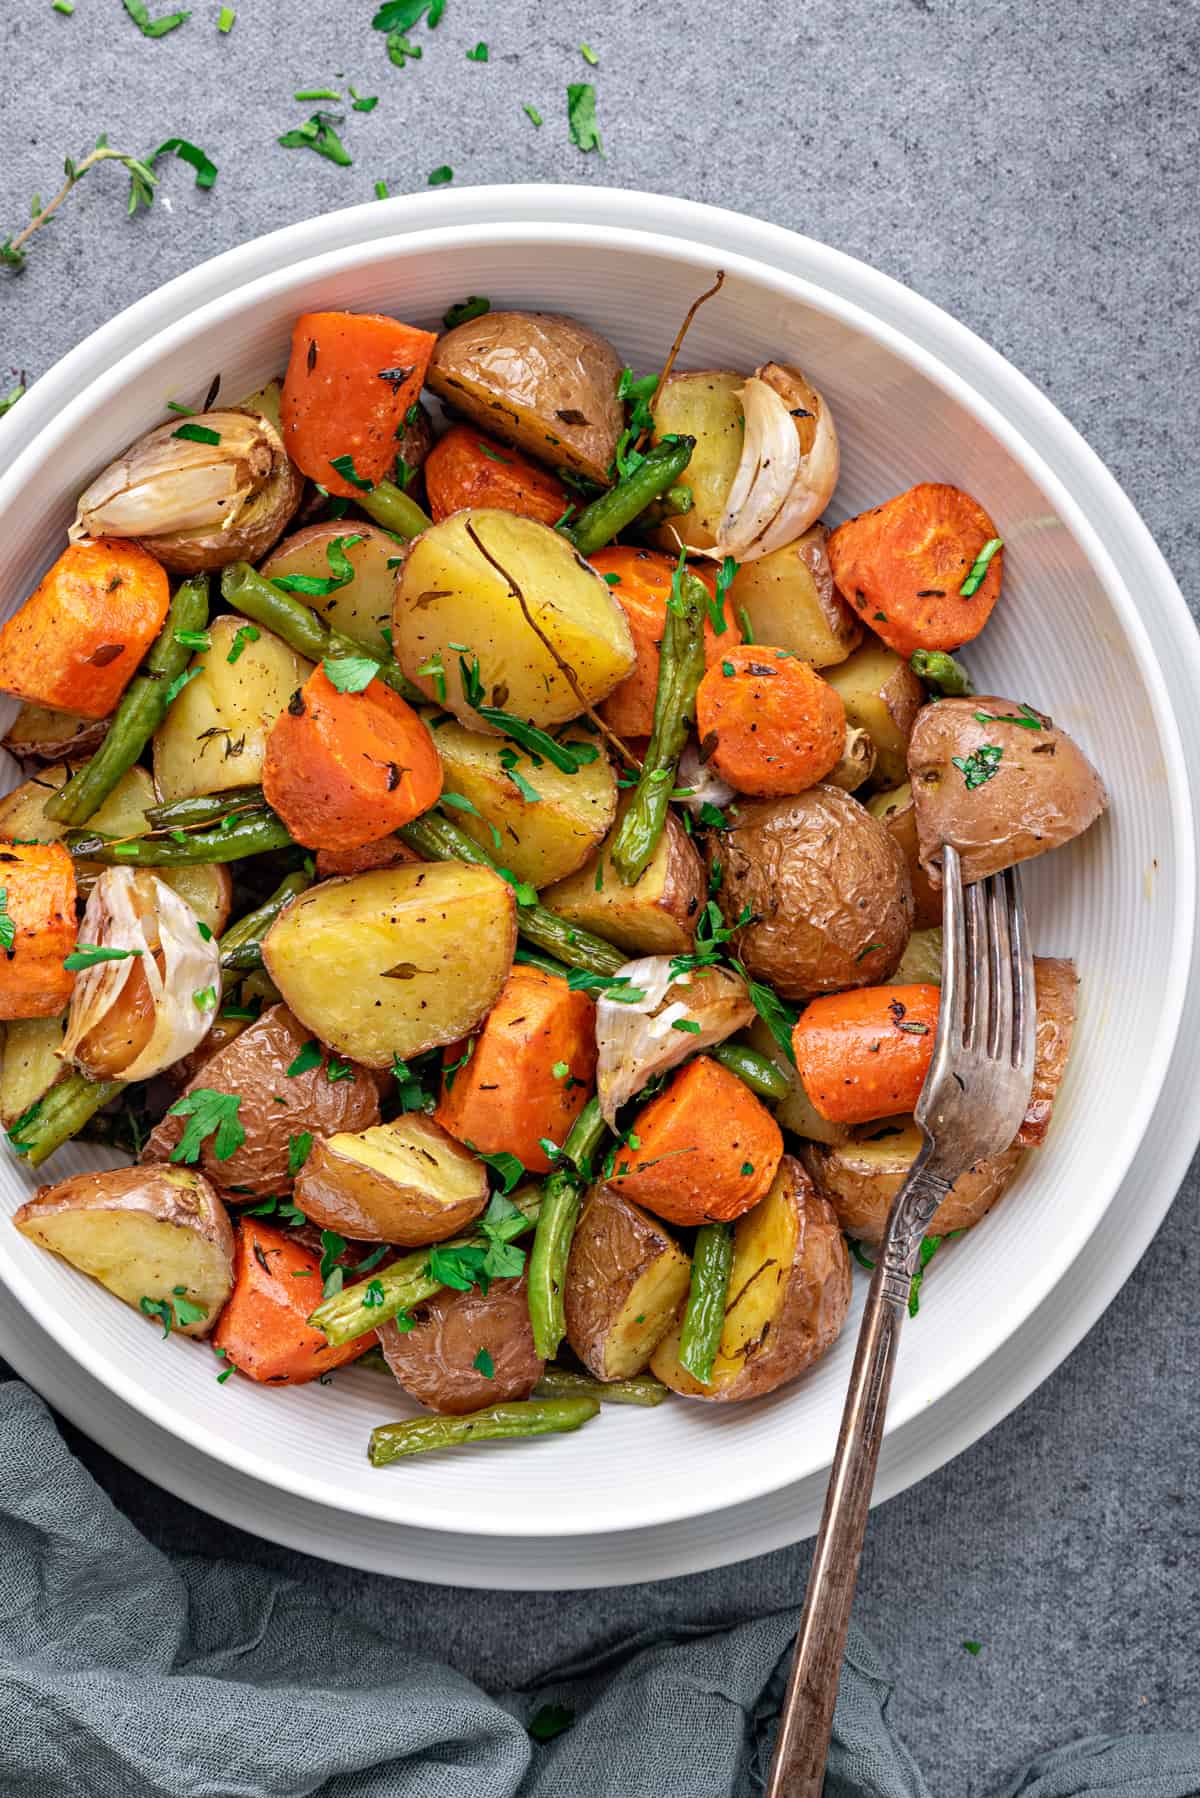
[0,210,1193,1535]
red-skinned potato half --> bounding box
[262,663,443,851]
[280,311,437,499]
[828,482,1002,657]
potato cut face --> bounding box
[152,613,313,802]
[541,807,703,957]
[262,863,516,1065]
[824,641,925,787]
[394,509,635,730]
[602,1244,693,1379]
[728,527,861,667]
[432,715,617,887]
[296,1114,489,1244]
[261,521,398,656]
[0,1014,66,1128]
[647,371,745,552]
[894,926,943,985]
[565,1185,692,1381]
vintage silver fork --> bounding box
[765,844,1037,1798]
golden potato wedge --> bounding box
[0,1014,67,1128]
[2,703,108,763]
[651,1155,850,1401]
[866,781,943,929]
[893,926,943,985]
[744,1015,850,1146]
[394,509,635,731]
[646,370,745,552]
[260,521,399,657]
[295,1113,488,1245]
[263,863,517,1065]
[1017,956,1078,1147]
[542,803,704,957]
[564,1184,693,1380]
[379,1270,543,1414]
[823,640,926,786]
[152,612,313,803]
[431,715,617,887]
[13,1164,234,1338]
[802,1121,1024,1246]
[907,697,1107,885]
[427,310,624,486]
[727,527,861,667]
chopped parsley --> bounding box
[613,367,658,478]
[140,1288,208,1337]
[217,5,235,29]
[61,943,141,972]
[350,86,378,111]
[286,1039,323,1077]
[150,138,218,193]
[442,1037,476,1092]
[278,113,353,168]
[498,745,542,803]
[319,1228,348,1298]
[467,1144,526,1194]
[458,654,599,775]
[472,1347,495,1377]
[963,1640,983,1656]
[567,82,602,154]
[528,1704,575,1743]
[439,792,502,849]
[287,1131,313,1177]
[328,452,373,489]
[174,628,210,650]
[580,42,599,63]
[709,555,738,635]
[193,986,217,1010]
[566,969,647,1004]
[426,1192,528,1293]
[273,533,364,596]
[244,1193,307,1227]
[167,1088,244,1164]
[322,654,379,693]
[974,704,1044,731]
[951,744,1004,790]
[551,1061,570,1081]
[427,165,454,186]
[740,1161,755,1176]
[848,1239,877,1272]
[226,623,259,664]
[523,103,543,127]
[465,41,488,61]
[959,537,1003,597]
[671,1018,702,1034]
[171,422,221,446]
[163,664,202,707]
[362,1278,386,1309]
[0,890,16,955]
[122,0,189,37]
[326,1057,355,1083]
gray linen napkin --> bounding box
[0,1381,1194,1798]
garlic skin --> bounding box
[595,956,756,1125]
[70,410,302,573]
[712,364,839,564]
[825,725,876,792]
[675,738,736,816]
[61,869,221,1083]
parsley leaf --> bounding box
[227,623,259,664]
[963,1640,983,1656]
[466,1143,525,1194]
[328,452,373,489]
[171,423,220,446]
[62,944,141,971]
[523,103,543,127]
[472,1346,495,1378]
[959,537,1003,597]
[362,1277,386,1308]
[427,166,454,187]
[149,138,218,192]
[167,1088,244,1163]
[951,744,1003,790]
[274,533,364,597]
[443,294,490,329]
[319,1228,348,1298]
[0,890,16,955]
[711,556,738,635]
[567,82,602,154]
[122,0,189,36]
[442,1037,476,1092]
[322,655,379,693]
[287,1131,313,1177]
[163,664,202,707]
[244,1193,307,1227]
[278,113,353,168]
[287,1040,323,1077]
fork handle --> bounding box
[764,1158,953,1797]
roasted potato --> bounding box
[427,309,625,486]
[542,802,704,957]
[743,1015,850,1146]
[893,926,943,985]
[906,697,1108,883]
[0,1014,67,1128]
[823,640,926,787]
[378,1271,543,1414]
[260,521,399,658]
[142,1003,381,1197]
[1,703,108,763]
[295,1113,488,1245]
[262,863,517,1065]
[564,1184,693,1380]
[727,527,861,667]
[0,760,232,934]
[13,1164,234,1338]
[866,782,942,928]
[646,370,744,552]
[152,613,313,804]
[802,1122,1024,1245]
[394,509,635,731]
[1018,956,1078,1147]
[651,1155,850,1401]
[710,786,913,1000]
[432,715,617,887]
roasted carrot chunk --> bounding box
[280,311,437,499]
[434,965,597,1174]
[592,548,736,738]
[0,539,170,720]
[610,1055,783,1226]
[695,644,846,796]
[424,423,569,526]
[827,483,1003,657]
[792,984,941,1124]
[212,1217,375,1384]
[0,842,77,1021]
[262,663,442,851]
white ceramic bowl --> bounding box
[0,205,1193,1542]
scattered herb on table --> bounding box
[150,138,218,192]
[0,378,25,417]
[567,82,602,154]
[278,113,353,168]
[428,165,454,186]
[2,137,158,272]
[122,0,190,37]
[523,103,543,127]
[528,1704,575,1743]
[466,41,488,61]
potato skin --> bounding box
[907,697,1107,883]
[564,1185,692,1380]
[542,805,705,958]
[866,782,943,929]
[295,1114,488,1245]
[710,786,913,1001]
[378,1272,543,1415]
[1017,956,1078,1147]
[142,1003,380,1197]
[802,1125,1024,1245]
[428,310,624,486]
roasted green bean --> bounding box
[534,1367,667,1407]
[218,870,312,979]
[678,1222,734,1384]
[710,1042,791,1103]
[369,1398,599,1465]
[218,563,425,705]
[144,785,266,831]
[527,1097,610,1361]
[910,649,975,697]
[68,812,294,865]
[8,1074,126,1170]
[565,437,695,557]
[43,575,210,826]
[356,477,432,541]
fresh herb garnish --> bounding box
[709,556,738,635]
[0,890,16,955]
[149,138,218,192]
[273,533,364,597]
[613,367,658,478]
[278,113,353,168]
[167,1088,245,1164]
[217,5,235,29]
[523,103,543,127]
[122,0,189,37]
[567,82,602,153]
[227,623,259,664]
[286,1040,323,1077]
[442,1037,476,1092]
[0,379,25,417]
[848,1239,877,1272]
[580,42,599,63]
[163,664,202,707]
[326,1057,355,1083]
[566,969,648,1004]
[322,654,379,693]
[672,1018,702,1034]
[951,744,1004,790]
[140,1289,208,1337]
[63,944,141,971]
[426,1192,529,1293]
[350,86,378,111]
[319,1228,348,1298]
[174,628,210,650]
[362,1278,386,1309]
[328,452,373,489]
[498,745,542,803]
[472,1347,495,1377]
[439,792,502,849]
[457,654,599,776]
[959,537,1003,597]
[466,41,488,61]
[170,423,220,447]
[287,1131,313,1177]
[428,165,454,186]
[1,136,158,272]
[973,704,1044,731]
[244,1193,307,1226]
[193,986,217,1011]
[467,1144,526,1195]
[963,1640,983,1656]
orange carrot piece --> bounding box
[314,836,421,879]
[827,483,1003,657]
[0,539,170,720]
[695,644,846,796]
[591,548,738,738]
[212,1217,375,1384]
[262,663,442,851]
[424,423,568,526]
[434,965,597,1174]
[0,842,77,1021]
[610,1055,782,1225]
[280,311,438,499]
[792,984,941,1124]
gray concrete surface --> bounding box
[1,1,1198,1791]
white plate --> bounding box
[1,191,1196,1558]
